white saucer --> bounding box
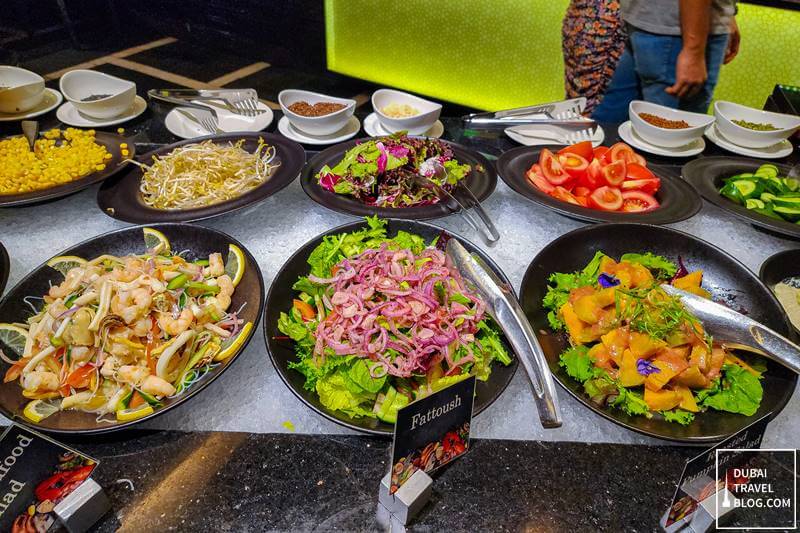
[57,95,147,127]
[618,121,705,157]
[165,100,274,139]
[0,88,63,122]
[505,124,605,147]
[363,112,444,138]
[704,123,794,159]
[278,115,360,145]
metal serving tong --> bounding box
[446,239,562,428]
[662,285,800,375]
[413,159,499,246]
[462,97,596,131]
[148,88,264,117]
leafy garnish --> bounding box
[697,364,763,416]
[558,345,594,382]
[662,409,696,425]
[620,252,677,279]
[542,251,606,330]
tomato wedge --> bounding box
[589,186,623,211]
[609,142,640,165]
[626,162,655,181]
[601,160,627,186]
[293,299,316,321]
[558,153,589,180]
[539,149,571,185]
[551,186,581,205]
[579,158,603,189]
[527,169,555,194]
[558,140,594,162]
[573,186,591,198]
[621,190,659,212]
[621,178,661,195]
[593,146,611,164]
[65,364,95,389]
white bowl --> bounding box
[714,101,800,149]
[628,101,713,148]
[278,89,355,136]
[59,70,136,119]
[0,66,45,114]
[372,89,441,136]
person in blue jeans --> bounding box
[592,0,741,122]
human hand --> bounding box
[724,17,740,64]
[666,47,707,99]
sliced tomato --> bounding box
[558,140,594,162]
[293,299,316,321]
[574,196,589,207]
[65,364,95,389]
[622,178,661,195]
[589,186,624,211]
[626,162,655,181]
[601,160,627,186]
[558,153,590,180]
[551,186,581,205]
[609,142,639,164]
[539,149,571,185]
[580,159,604,189]
[621,190,660,212]
[573,186,591,197]
[593,146,611,164]
[129,390,146,409]
[527,169,555,194]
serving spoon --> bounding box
[21,120,38,152]
[661,285,800,374]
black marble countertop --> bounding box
[75,430,695,532]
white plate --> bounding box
[704,123,794,160]
[57,95,147,127]
[0,88,62,122]
[618,121,704,157]
[505,124,605,147]
[277,115,360,145]
[165,100,274,139]
[363,112,444,138]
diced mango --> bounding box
[574,294,602,324]
[628,263,654,288]
[688,344,709,373]
[674,385,700,412]
[644,388,682,411]
[644,360,679,391]
[619,349,645,387]
[588,343,614,371]
[673,366,710,389]
[665,329,690,347]
[561,303,584,342]
[629,332,667,359]
[673,270,703,290]
[601,328,629,360]
[594,287,617,308]
[599,256,617,274]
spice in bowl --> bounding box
[732,119,779,131]
[638,112,690,129]
[287,101,346,117]
[81,94,112,102]
[381,103,420,118]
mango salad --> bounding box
[543,252,764,425]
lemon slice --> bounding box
[116,403,154,422]
[214,322,253,361]
[143,227,170,254]
[23,399,60,423]
[224,243,246,287]
[0,323,28,357]
[46,255,87,277]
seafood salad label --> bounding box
[390,376,475,494]
[0,424,97,532]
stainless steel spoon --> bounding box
[21,120,38,151]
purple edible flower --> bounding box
[598,273,620,288]
[637,358,661,376]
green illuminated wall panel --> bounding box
[326,0,800,111]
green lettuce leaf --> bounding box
[662,409,696,425]
[612,387,650,417]
[277,311,309,342]
[430,373,471,392]
[558,345,594,382]
[542,251,606,330]
[345,359,387,394]
[697,363,763,416]
[619,252,677,279]
[315,372,375,415]
[442,159,470,185]
[476,319,512,366]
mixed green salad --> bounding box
[543,251,765,425]
[277,217,512,423]
[719,163,800,223]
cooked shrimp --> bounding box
[140,375,176,397]
[205,274,234,314]
[22,371,59,391]
[204,253,225,277]
[158,308,194,336]
[100,355,123,378]
[111,288,152,324]
[132,317,151,337]
[70,346,94,362]
[47,299,68,318]
[48,267,83,298]
[116,365,150,386]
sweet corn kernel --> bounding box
[117,128,125,134]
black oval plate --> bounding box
[300,137,497,220]
[496,145,702,224]
[0,223,265,434]
[0,132,133,207]
[760,248,800,336]
[0,241,8,297]
[682,157,800,239]
[264,219,518,435]
[97,133,305,223]
[520,223,797,442]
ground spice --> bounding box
[732,119,779,131]
[287,101,346,117]
[638,112,690,129]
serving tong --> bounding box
[148,88,264,117]
[446,239,562,428]
[413,159,499,246]
[462,97,596,138]
[662,285,800,375]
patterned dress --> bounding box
[562,0,626,114]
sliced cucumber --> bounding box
[745,198,765,210]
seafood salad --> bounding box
[2,228,252,424]
[277,217,512,424]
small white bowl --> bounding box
[629,101,713,148]
[59,70,136,120]
[714,101,800,149]
[372,89,441,136]
[0,66,45,114]
[278,89,355,136]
